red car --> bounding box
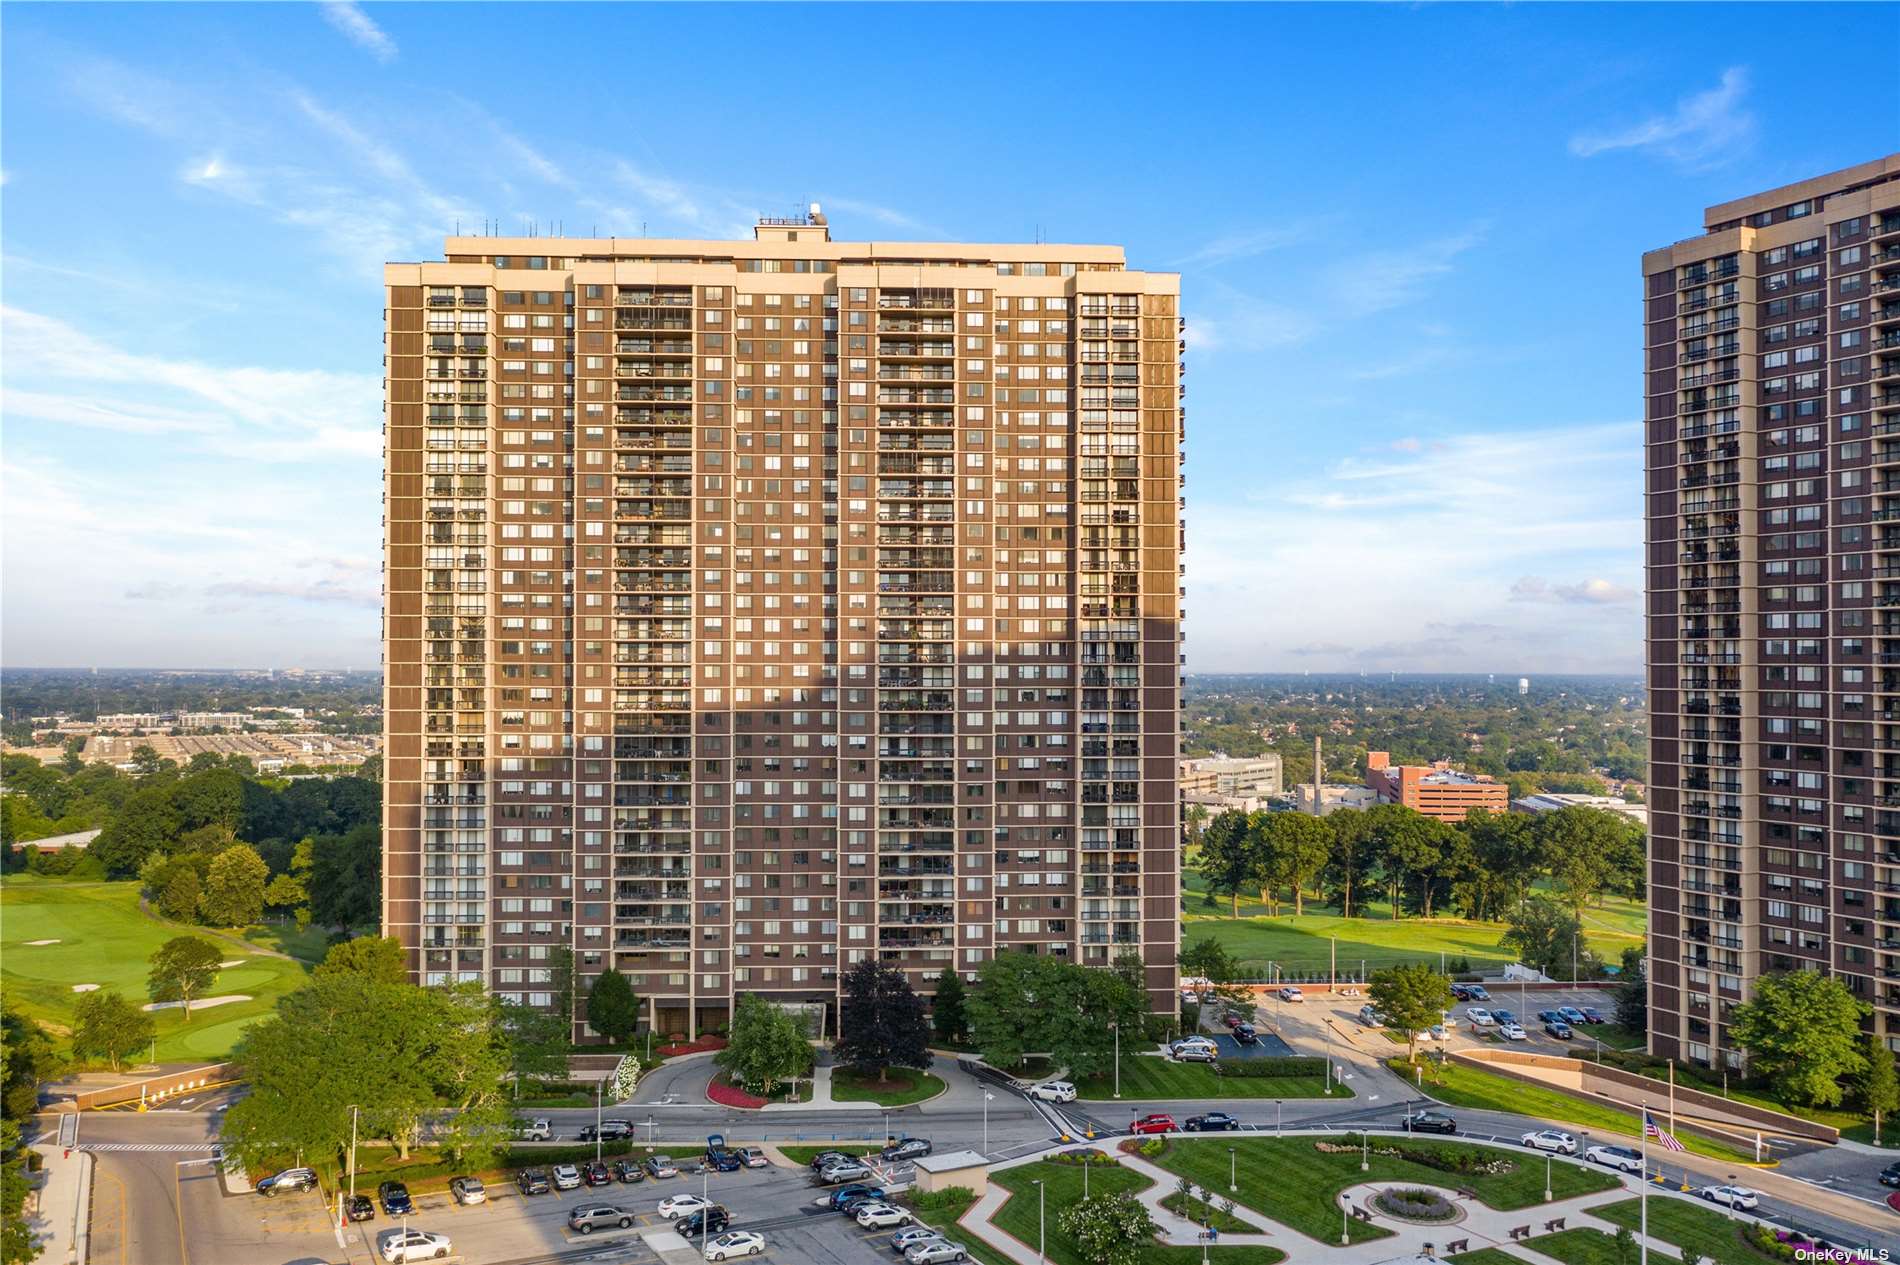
[1130,1114,1176,1135]
[1221,1014,1244,1029]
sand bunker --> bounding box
[142,994,252,1013]
[24,939,60,946]
[71,984,100,993]
[218,961,245,968]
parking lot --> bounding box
[177,1149,943,1265]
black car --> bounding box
[1234,1024,1259,1046]
[517,1168,552,1195]
[343,1193,375,1222]
[1403,1110,1458,1135]
[583,1160,613,1186]
[613,1159,647,1184]
[255,1167,319,1197]
[377,1180,414,1216]
[1881,1164,1900,1189]
[676,1207,732,1239]
[705,1134,744,1172]
[1450,984,1472,1000]
[1185,1112,1239,1132]
[808,1150,853,1171]
[882,1138,933,1162]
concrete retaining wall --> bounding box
[69,1063,234,1110]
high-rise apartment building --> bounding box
[1645,155,1900,1066]
[381,213,1184,1038]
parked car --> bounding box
[1465,1007,1495,1027]
[826,1183,885,1211]
[892,1228,945,1254]
[378,1229,451,1263]
[1579,1006,1606,1024]
[883,1137,933,1161]
[1027,1081,1076,1102]
[1536,1009,1561,1024]
[1464,984,1491,1001]
[676,1207,731,1239]
[1175,1045,1217,1063]
[344,1193,375,1222]
[738,1147,769,1169]
[705,1230,767,1261]
[646,1154,681,1179]
[1278,986,1304,1003]
[1450,983,1472,1000]
[1420,1023,1448,1042]
[1881,1162,1900,1189]
[856,1202,915,1229]
[1221,1013,1244,1029]
[905,1239,968,1264]
[1185,1112,1239,1131]
[551,1164,582,1191]
[569,1203,635,1233]
[1700,1185,1759,1211]
[1130,1113,1176,1135]
[516,1117,552,1142]
[1585,1144,1644,1174]
[1500,1022,1529,1042]
[659,1193,715,1219]
[1358,1005,1384,1028]
[1234,1024,1259,1046]
[612,1159,646,1184]
[1558,1006,1588,1026]
[705,1147,743,1172]
[579,1120,633,1142]
[256,1167,319,1197]
[517,1168,552,1195]
[1544,1020,1574,1040]
[1170,1035,1217,1053]
[1492,1008,1517,1026]
[1403,1110,1458,1135]
[1521,1130,1578,1155]
[819,1160,874,1184]
[582,1160,613,1187]
[807,1150,853,1170]
[448,1176,486,1205]
[377,1181,414,1216]
[839,1191,889,1216]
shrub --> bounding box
[1373,1187,1457,1222]
[1214,1056,1327,1079]
[1317,1135,1516,1177]
[1049,1148,1117,1167]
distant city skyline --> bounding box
[3,4,1895,672]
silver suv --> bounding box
[568,1203,634,1233]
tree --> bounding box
[969,953,1145,1080]
[199,842,268,926]
[158,861,205,923]
[1369,963,1455,1064]
[1322,808,1378,919]
[1863,1033,1898,1145]
[550,945,578,1041]
[1179,936,1238,987]
[1499,896,1587,980]
[931,971,968,1046]
[222,974,511,1168]
[835,959,931,1083]
[314,935,408,984]
[1729,972,1870,1108]
[1613,947,1647,1035]
[497,999,570,1089]
[130,744,168,777]
[2,1004,58,1265]
[70,991,157,1073]
[1254,810,1333,916]
[715,993,811,1095]
[586,969,640,1044]
[1613,1225,1636,1265]
[1535,806,1640,913]
[264,872,306,915]
[1057,1191,1158,1265]
[146,936,223,1020]
[1457,809,1539,922]
[1182,802,1210,850]
[1364,804,1443,918]
[1195,811,1252,916]
[306,824,380,929]
[92,784,180,877]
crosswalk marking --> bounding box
[82,1142,220,1153]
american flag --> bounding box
[1644,1109,1685,1153]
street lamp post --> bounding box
[595,1078,604,1165]
[348,1104,360,1207]
[701,1165,711,1262]
[1360,1130,1369,1172]
[1111,1022,1121,1099]
[1228,1146,1237,1193]
[1341,1196,1350,1246]
[1276,1099,1282,1133]
[982,1091,994,1156]
[1033,1178,1046,1265]
[1545,1151,1552,1203]
[1724,1175,1736,1220]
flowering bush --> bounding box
[610,1054,640,1103]
[1315,1136,1514,1176]
[706,1074,766,1109]
[659,1035,729,1057]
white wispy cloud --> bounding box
[816,196,928,233]
[1324,227,1487,319]
[1177,222,1319,268]
[1510,576,1638,605]
[1569,67,1754,170]
[320,1,398,62]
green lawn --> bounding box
[1592,1196,1778,1265]
[987,1160,1282,1265]
[1150,1136,1620,1246]
[1077,1055,1348,1101]
[1522,1227,1629,1264]
[1395,1058,1757,1164]
[778,1143,880,1166]
[830,1067,945,1106]
[1449,1251,1527,1265]
[0,875,312,1061]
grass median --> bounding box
[1390,1057,1759,1164]
[1591,1195,1781,1264]
[830,1067,945,1106]
[1148,1135,1620,1246]
[1077,1055,1350,1101]
[987,1160,1283,1265]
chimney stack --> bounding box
[1312,735,1323,815]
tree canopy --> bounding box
[1729,971,1869,1107]
[835,959,932,1082]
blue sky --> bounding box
[2,3,1895,672]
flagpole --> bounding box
[1639,1103,1649,1265]
[1668,1062,1676,1138]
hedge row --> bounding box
[1214,1056,1327,1078]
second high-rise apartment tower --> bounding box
[1646,155,1900,1066]
[382,212,1184,1038]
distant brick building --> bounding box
[1364,752,1508,822]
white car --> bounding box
[517,1117,552,1141]
[705,1231,767,1260]
[1500,1022,1528,1042]
[856,1202,914,1229]
[1585,1144,1644,1174]
[659,1193,714,1219]
[1521,1130,1578,1155]
[1027,1080,1076,1103]
[1418,1024,1448,1042]
[1700,1185,1759,1210]
[1465,1007,1495,1027]
[906,1241,968,1264]
[1277,987,1304,1003]
[893,1228,945,1253]
[379,1229,452,1263]
[551,1163,582,1190]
